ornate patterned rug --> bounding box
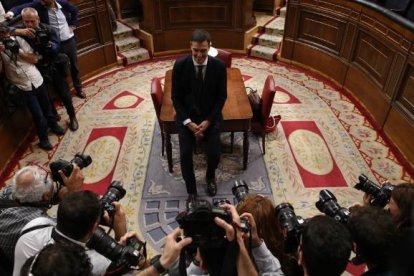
[1,57,413,275]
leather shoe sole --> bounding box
[69,117,79,131]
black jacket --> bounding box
[172,55,227,125]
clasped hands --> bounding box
[187,120,210,140]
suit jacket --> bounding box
[172,55,227,125]
[10,0,78,27]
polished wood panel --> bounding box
[298,11,346,54]
[352,31,395,88]
[396,63,414,115]
[281,0,414,167]
[140,0,255,53]
[254,0,275,12]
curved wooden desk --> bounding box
[161,68,253,172]
[281,0,414,167]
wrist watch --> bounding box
[150,254,167,274]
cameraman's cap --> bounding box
[0,23,9,34]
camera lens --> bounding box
[232,180,249,203]
[72,153,92,169]
[354,174,381,197]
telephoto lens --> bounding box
[232,180,249,203]
[275,202,306,254]
[354,174,394,207]
[315,189,350,224]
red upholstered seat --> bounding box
[216,49,232,68]
[151,77,165,156]
[251,75,276,154]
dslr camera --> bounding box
[101,180,126,218]
[232,180,249,204]
[176,199,232,247]
[1,37,20,54]
[49,153,92,185]
[87,227,146,274]
[354,174,394,207]
[315,189,350,224]
[275,202,306,254]
[34,27,50,48]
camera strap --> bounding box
[20,224,53,238]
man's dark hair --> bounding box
[191,29,211,44]
[57,190,101,240]
[20,243,92,276]
[391,183,414,229]
[347,206,396,271]
[301,215,352,276]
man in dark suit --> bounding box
[172,29,227,204]
[6,0,86,99]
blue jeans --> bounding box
[23,83,58,144]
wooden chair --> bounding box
[150,77,165,156]
[251,75,276,154]
[216,49,232,68]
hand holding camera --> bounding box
[13,28,36,39]
[102,201,127,241]
[160,228,193,270]
[239,212,261,247]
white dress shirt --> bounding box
[0,36,43,91]
[47,1,74,42]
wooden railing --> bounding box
[281,0,414,168]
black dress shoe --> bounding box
[76,90,86,99]
[50,125,65,136]
[69,117,79,131]
[206,177,217,196]
[39,140,53,151]
[186,194,197,209]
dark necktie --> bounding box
[197,65,204,82]
[195,65,204,115]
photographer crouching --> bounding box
[12,7,79,131]
[0,164,83,275]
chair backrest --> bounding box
[261,75,276,124]
[150,77,163,120]
[216,49,232,68]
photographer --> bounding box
[0,22,64,150]
[347,206,397,275]
[298,215,352,276]
[12,7,79,131]
[20,242,92,276]
[0,164,83,275]
[236,195,285,270]
[12,190,127,276]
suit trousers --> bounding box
[178,121,221,194]
[60,37,82,93]
[39,66,76,119]
[23,83,58,143]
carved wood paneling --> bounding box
[396,64,414,116]
[140,0,254,53]
[352,31,395,88]
[165,4,231,29]
[282,0,414,167]
[298,11,346,54]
